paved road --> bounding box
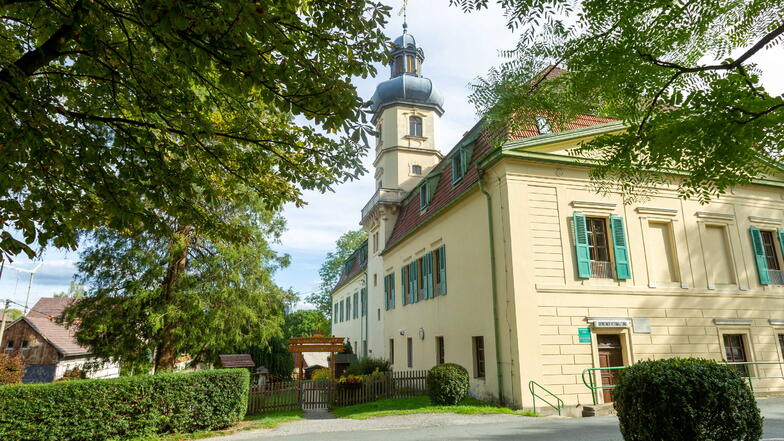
[213,398,784,441]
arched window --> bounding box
[409,116,423,137]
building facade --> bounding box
[330,30,784,408]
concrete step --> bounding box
[582,403,616,417]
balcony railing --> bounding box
[361,188,407,221]
[768,269,784,285]
[591,260,614,279]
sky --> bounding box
[2,1,783,312]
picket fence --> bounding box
[247,370,428,414]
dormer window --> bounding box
[409,116,423,137]
[535,116,552,134]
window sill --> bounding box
[404,135,428,141]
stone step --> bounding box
[582,403,616,417]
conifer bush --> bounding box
[427,363,469,405]
[0,368,249,441]
[613,358,762,441]
[0,353,24,385]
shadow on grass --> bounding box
[126,409,303,441]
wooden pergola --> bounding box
[288,334,345,379]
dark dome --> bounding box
[393,33,417,49]
[371,75,443,113]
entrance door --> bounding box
[597,334,624,403]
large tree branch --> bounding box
[637,21,784,74]
[0,0,84,85]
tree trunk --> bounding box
[153,225,194,373]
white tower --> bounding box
[359,26,444,357]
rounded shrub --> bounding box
[427,363,469,405]
[613,358,762,441]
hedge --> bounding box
[613,358,762,441]
[0,368,249,441]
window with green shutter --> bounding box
[609,216,631,280]
[384,275,389,310]
[409,261,418,303]
[573,213,592,278]
[451,144,474,185]
[750,226,771,285]
[390,273,396,309]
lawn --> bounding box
[126,410,303,441]
[332,395,537,419]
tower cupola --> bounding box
[370,30,444,123]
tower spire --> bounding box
[400,0,408,34]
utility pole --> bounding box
[0,299,11,345]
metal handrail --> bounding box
[528,380,564,416]
[582,361,784,405]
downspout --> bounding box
[364,272,369,357]
[478,167,505,406]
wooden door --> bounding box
[597,334,624,403]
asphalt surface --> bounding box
[211,398,784,441]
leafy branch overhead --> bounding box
[454,0,784,201]
[0,0,391,260]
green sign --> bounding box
[578,327,592,343]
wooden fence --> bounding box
[247,370,428,414]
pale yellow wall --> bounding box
[500,155,784,407]
[331,273,366,353]
[374,106,442,193]
[381,189,505,402]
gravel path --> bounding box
[208,412,539,440]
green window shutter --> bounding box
[609,216,631,280]
[427,176,439,202]
[460,145,473,175]
[419,186,427,210]
[750,226,770,285]
[410,262,418,303]
[451,156,461,184]
[573,213,592,278]
[439,244,447,295]
[384,275,389,310]
[401,266,407,306]
[424,252,432,299]
[391,273,396,309]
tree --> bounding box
[307,229,367,316]
[285,309,330,338]
[54,281,86,299]
[1,309,22,322]
[0,0,391,261]
[61,200,294,373]
[454,0,784,201]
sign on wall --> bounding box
[578,327,592,343]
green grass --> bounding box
[332,395,537,419]
[126,410,303,441]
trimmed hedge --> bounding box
[427,363,469,405]
[0,368,249,441]
[614,358,762,441]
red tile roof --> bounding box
[331,240,368,293]
[384,114,619,252]
[385,130,494,250]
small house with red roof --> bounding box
[331,26,784,410]
[1,297,120,383]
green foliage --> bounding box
[311,368,330,381]
[345,357,391,376]
[1,308,22,322]
[342,340,355,355]
[427,363,470,406]
[307,230,367,316]
[57,367,87,382]
[285,310,330,338]
[456,0,784,202]
[0,1,391,261]
[0,369,249,441]
[244,337,294,380]
[613,358,763,441]
[54,281,86,299]
[61,202,293,372]
[0,353,23,385]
